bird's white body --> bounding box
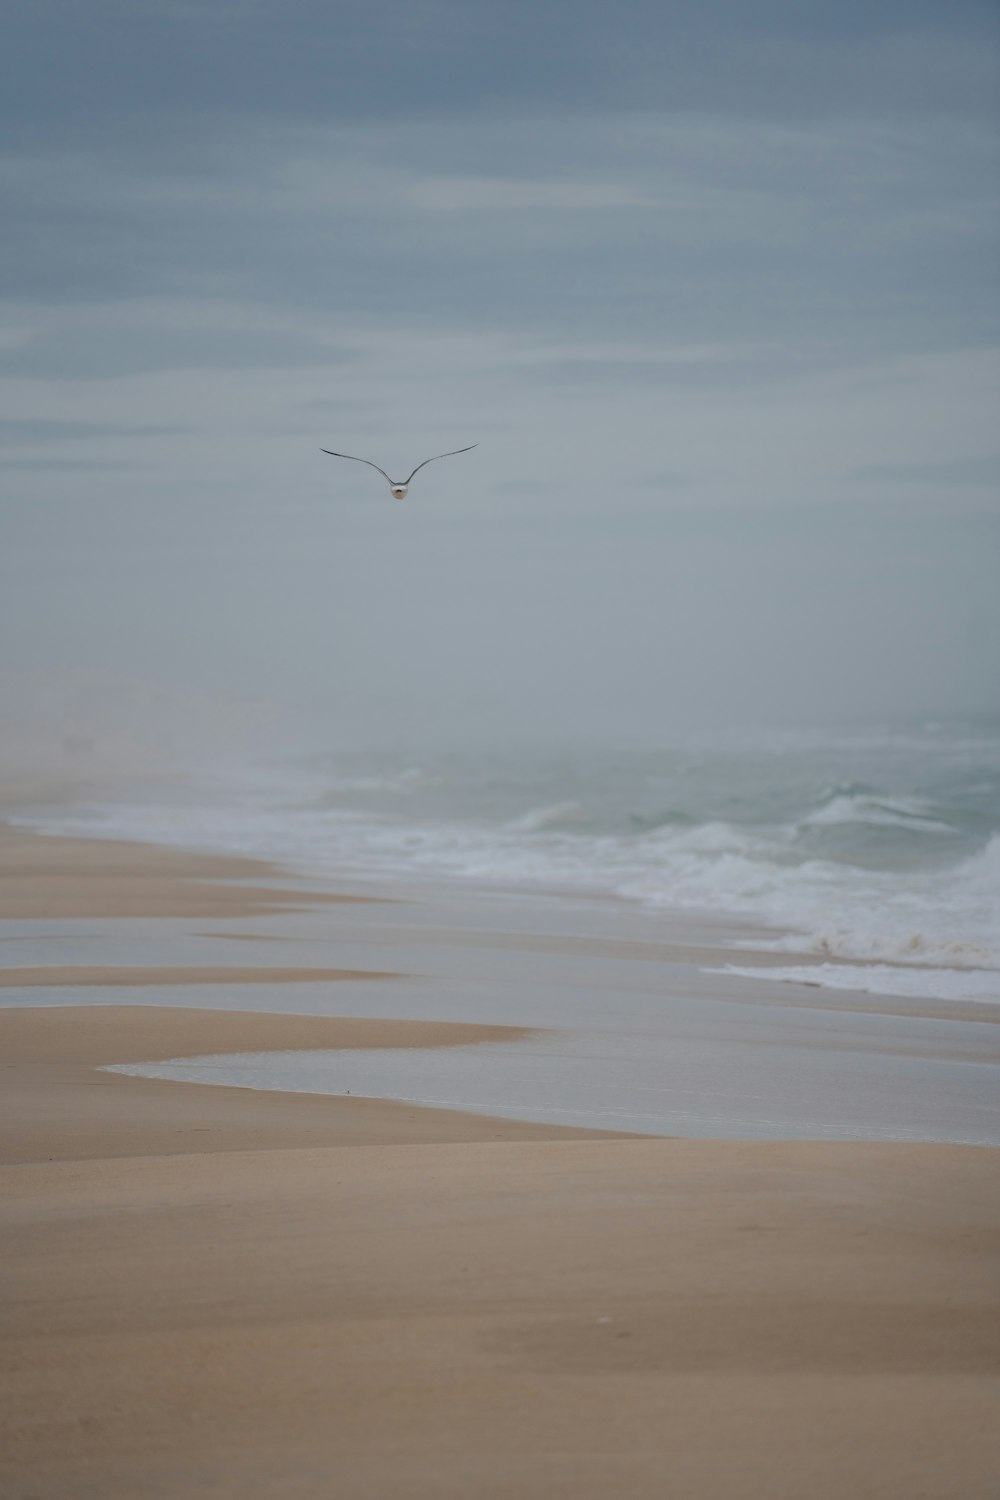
[390,485,408,499]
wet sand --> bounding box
[1,825,998,1498]
[0,823,371,919]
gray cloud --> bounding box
[848,455,1000,487]
[0,419,190,442]
[0,299,362,380]
[2,111,992,372]
[524,357,773,390]
[640,472,692,490]
[2,0,996,141]
[0,458,142,470]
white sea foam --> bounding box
[801,792,953,834]
[506,800,584,832]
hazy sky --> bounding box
[2,0,998,757]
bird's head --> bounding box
[390,484,408,500]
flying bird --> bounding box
[320,444,478,499]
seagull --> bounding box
[320,444,478,499]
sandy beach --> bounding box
[1,824,998,1499]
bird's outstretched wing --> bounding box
[403,445,478,486]
[320,449,393,483]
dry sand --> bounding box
[1,825,998,1499]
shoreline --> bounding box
[3,821,999,1140]
[1,820,998,1496]
[0,1004,622,1168]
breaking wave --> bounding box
[14,726,1000,1001]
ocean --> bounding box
[19,719,1000,1007]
